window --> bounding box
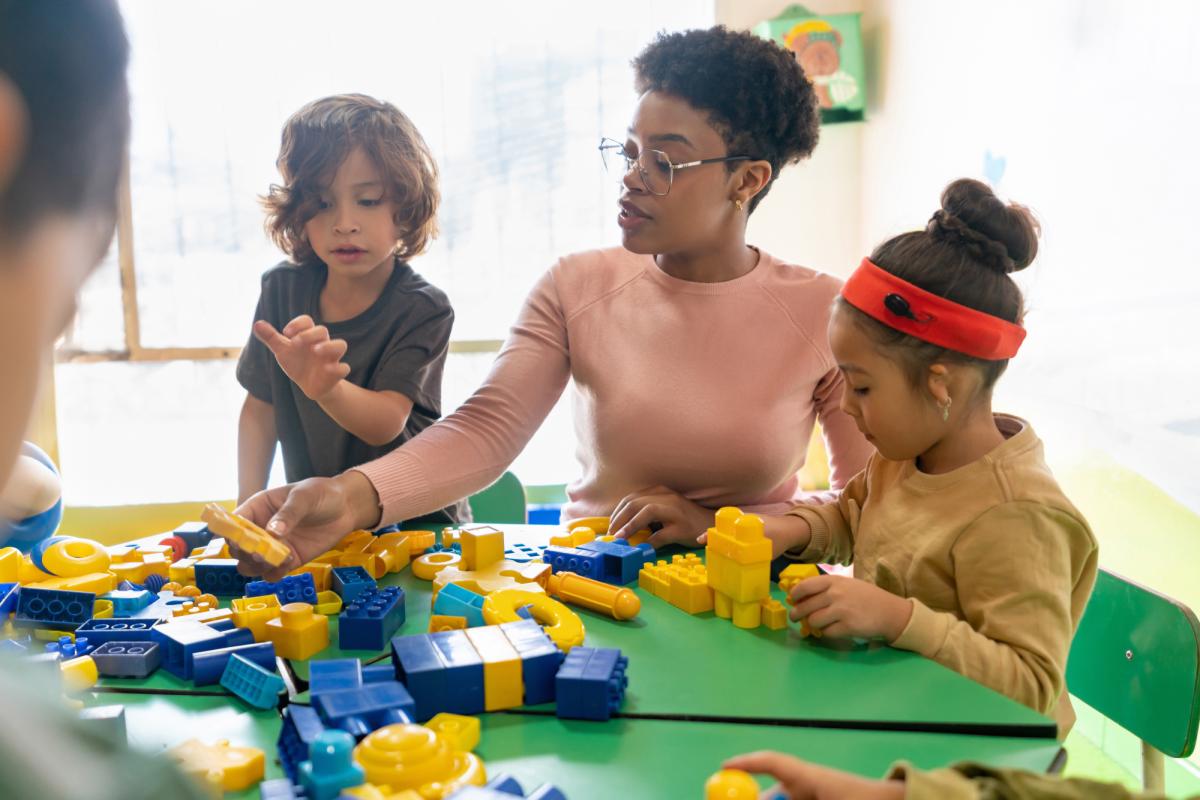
[56,0,713,504]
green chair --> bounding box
[1066,567,1200,790]
[467,470,527,524]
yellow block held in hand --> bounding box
[201,503,291,568]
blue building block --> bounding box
[143,574,168,593]
[449,772,568,800]
[499,619,563,706]
[195,559,255,596]
[339,586,405,651]
[362,662,394,684]
[503,542,546,563]
[91,641,162,678]
[150,620,228,679]
[246,572,317,606]
[391,629,484,720]
[221,652,285,709]
[13,587,95,631]
[313,680,414,739]
[45,634,93,658]
[0,582,18,615]
[309,658,364,696]
[577,540,655,586]
[279,704,327,783]
[298,729,364,800]
[330,567,375,603]
[75,617,161,646]
[78,704,127,745]
[172,521,213,551]
[431,583,485,628]
[555,646,628,721]
[258,778,302,800]
[191,639,273,686]
[100,589,155,617]
[131,593,192,620]
[541,545,606,581]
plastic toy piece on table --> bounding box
[404,529,437,555]
[778,561,823,637]
[705,768,759,800]
[230,594,282,642]
[91,641,162,678]
[338,551,386,580]
[432,559,550,598]
[45,633,92,658]
[167,738,265,793]
[331,566,377,602]
[638,553,713,614]
[75,617,162,645]
[431,583,486,628]
[151,619,230,679]
[171,521,213,552]
[704,507,773,629]
[314,590,343,615]
[247,572,318,605]
[259,778,303,800]
[429,614,468,632]
[297,729,365,800]
[310,658,364,695]
[194,559,255,597]
[168,559,196,585]
[412,551,463,581]
[425,712,481,752]
[575,540,655,586]
[13,587,94,631]
[549,527,596,548]
[566,515,653,547]
[78,705,127,745]
[353,722,486,796]
[100,588,154,617]
[460,529,504,571]
[368,531,411,573]
[291,561,334,592]
[554,646,627,721]
[201,502,291,568]
[313,680,416,739]
[465,624,523,711]
[32,536,111,577]
[482,590,584,653]
[449,772,568,800]
[546,571,640,620]
[190,639,273,686]
[496,619,563,706]
[0,581,16,615]
[339,586,406,651]
[0,546,22,582]
[221,652,285,709]
[279,704,327,783]
[59,654,99,692]
[391,629,485,720]
[264,602,329,660]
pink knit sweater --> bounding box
[356,246,873,524]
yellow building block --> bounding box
[481,589,585,652]
[40,537,111,577]
[231,594,282,642]
[546,570,641,620]
[403,530,436,555]
[412,552,462,581]
[761,598,787,631]
[169,558,197,585]
[566,516,610,534]
[352,723,484,796]
[705,507,772,629]
[368,532,411,574]
[19,554,53,584]
[140,552,170,581]
[549,527,596,548]
[431,558,549,597]
[314,590,343,615]
[464,625,523,711]
[460,529,504,571]
[705,768,759,800]
[668,564,714,615]
[264,602,329,660]
[0,547,20,582]
[202,503,291,568]
[338,530,374,553]
[167,739,265,793]
[290,561,333,592]
[425,713,481,752]
[429,614,468,632]
[92,599,113,619]
[340,551,387,580]
[109,560,151,585]
[31,571,117,594]
[778,563,821,598]
[60,655,98,693]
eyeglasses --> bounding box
[598,137,753,196]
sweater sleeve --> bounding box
[888,761,1175,800]
[890,502,1098,720]
[354,266,571,524]
[783,458,872,565]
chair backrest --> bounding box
[1067,567,1200,758]
[467,471,527,524]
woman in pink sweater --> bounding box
[234,27,873,579]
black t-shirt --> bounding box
[236,258,464,524]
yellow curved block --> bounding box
[0,547,21,581]
[425,713,481,752]
[19,554,53,584]
[428,614,467,633]
[412,552,462,581]
[60,655,98,693]
[92,599,113,619]
[167,738,265,792]
[482,589,584,652]
[42,537,111,577]
[705,768,759,800]
[109,561,150,585]
[231,594,282,642]
[403,530,436,555]
[353,723,485,797]
[313,590,343,616]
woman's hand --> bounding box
[610,485,714,548]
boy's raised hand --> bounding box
[254,314,350,401]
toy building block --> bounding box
[426,712,481,752]
[432,558,550,597]
[779,561,821,636]
[195,559,255,597]
[264,602,329,660]
[338,586,406,651]
[555,646,628,721]
[338,551,386,580]
[460,528,505,571]
[0,581,17,615]
[549,527,596,548]
[412,550,463,581]
[45,633,92,659]
[760,598,788,631]
[221,652,285,709]
[705,769,759,800]
[541,545,604,581]
[150,619,229,679]
[330,566,376,603]
[367,531,411,573]
[353,722,485,795]
[246,572,318,605]
[91,641,162,678]
[167,738,265,793]
[73,618,163,648]
[168,558,196,585]
[0,546,21,582]
[313,680,416,738]
[32,536,112,578]
[78,705,127,745]
[429,614,468,632]
[231,594,282,641]
[391,629,485,720]
[259,778,303,800]
[190,639,273,686]
[450,772,568,800]
[201,502,291,568]
[171,521,213,552]
[546,570,640,620]
[481,590,584,653]
[497,619,563,706]
[290,561,333,592]
[503,542,544,563]
[465,625,522,711]
[309,658,364,695]
[14,587,94,630]
[578,539,656,585]
[314,590,343,615]
[100,588,154,617]
[298,729,364,800]
[278,704,327,783]
[431,583,486,627]
[705,507,772,629]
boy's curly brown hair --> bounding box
[263,94,439,264]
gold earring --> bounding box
[940,395,953,422]
[733,198,744,211]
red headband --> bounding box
[840,258,1026,360]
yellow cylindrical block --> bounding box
[547,571,640,620]
[60,655,99,693]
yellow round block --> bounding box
[705,769,758,800]
[41,537,111,578]
[482,589,584,652]
[176,585,201,598]
[353,723,485,797]
[404,530,437,555]
[412,552,461,581]
[566,516,610,534]
[313,590,343,615]
[60,655,99,693]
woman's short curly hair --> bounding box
[632,26,820,213]
[262,94,439,264]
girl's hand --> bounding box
[788,575,913,642]
[254,314,350,402]
[721,751,905,800]
[610,485,713,548]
